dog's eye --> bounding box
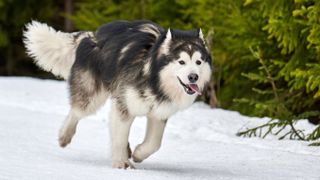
[178,60,185,65]
[196,60,202,65]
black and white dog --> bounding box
[23,20,212,169]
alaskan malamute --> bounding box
[23,20,212,169]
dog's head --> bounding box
[155,28,212,103]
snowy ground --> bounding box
[0,77,319,180]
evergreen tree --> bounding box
[210,0,320,144]
[0,0,60,77]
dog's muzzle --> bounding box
[177,77,201,95]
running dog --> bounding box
[23,20,212,169]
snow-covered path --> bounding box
[0,77,319,180]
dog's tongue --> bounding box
[189,84,201,95]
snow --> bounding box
[0,77,319,180]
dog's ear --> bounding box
[159,28,172,56]
[198,28,210,50]
[198,28,205,42]
[164,28,172,44]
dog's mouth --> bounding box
[177,77,201,95]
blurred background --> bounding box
[0,0,319,142]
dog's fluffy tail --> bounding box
[23,21,93,79]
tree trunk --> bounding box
[204,81,219,108]
[64,0,73,32]
[204,28,219,108]
[5,46,13,76]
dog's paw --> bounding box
[132,154,143,163]
[112,160,135,169]
[132,144,145,163]
[132,143,161,163]
[58,134,72,148]
[58,126,76,148]
[58,130,75,148]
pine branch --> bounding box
[288,121,305,140]
[309,142,320,146]
[250,47,280,101]
[239,47,308,141]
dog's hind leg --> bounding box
[59,91,108,147]
[59,70,108,147]
[109,100,135,169]
[59,107,83,147]
[132,116,167,163]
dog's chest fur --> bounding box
[123,86,194,120]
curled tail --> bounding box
[23,21,94,79]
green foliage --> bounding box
[0,0,60,76]
[223,0,320,144]
[290,64,320,98]
[0,0,58,45]
[236,49,320,143]
[70,0,190,30]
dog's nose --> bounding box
[188,73,199,83]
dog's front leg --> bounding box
[132,115,167,163]
[109,100,134,169]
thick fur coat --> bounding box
[23,20,212,169]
